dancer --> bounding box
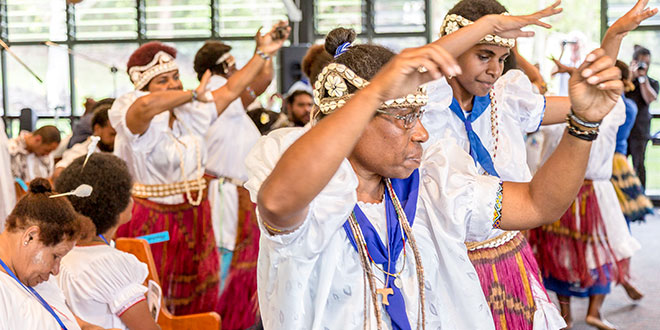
[110,21,289,315]
[245,9,624,329]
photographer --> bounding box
[626,45,659,189]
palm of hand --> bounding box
[613,0,658,34]
[569,76,619,122]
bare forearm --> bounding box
[258,88,382,228]
[501,131,592,230]
[212,54,266,114]
[601,30,625,61]
[433,17,496,58]
[126,90,193,134]
[240,61,274,107]
[640,80,658,103]
[541,96,571,125]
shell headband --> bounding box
[440,14,516,48]
[313,62,428,115]
[128,51,179,90]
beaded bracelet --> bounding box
[566,115,599,141]
[569,109,600,128]
[255,48,271,61]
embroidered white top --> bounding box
[535,99,641,265]
[56,244,149,330]
[0,272,80,330]
[205,75,261,250]
[109,91,218,204]
[245,127,501,330]
[0,121,15,226]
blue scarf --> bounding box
[449,96,500,177]
[343,169,420,330]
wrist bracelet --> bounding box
[190,89,198,101]
[246,86,257,98]
[255,48,271,61]
[566,115,598,141]
[569,108,600,128]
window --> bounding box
[7,0,67,42]
[218,0,288,37]
[146,0,212,38]
[315,0,364,35]
[75,0,138,40]
[374,0,426,34]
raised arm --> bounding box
[126,90,196,135]
[434,0,562,58]
[257,45,460,232]
[500,48,623,230]
[240,58,275,108]
[602,0,657,60]
[210,22,289,115]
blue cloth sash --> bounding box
[343,169,420,330]
[449,96,500,177]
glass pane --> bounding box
[315,0,364,35]
[36,118,72,136]
[7,0,67,41]
[75,0,138,40]
[607,0,660,27]
[6,46,70,117]
[373,36,427,53]
[374,0,426,33]
[72,43,137,116]
[218,0,287,37]
[145,0,211,38]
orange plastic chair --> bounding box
[115,238,221,330]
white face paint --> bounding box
[32,250,45,264]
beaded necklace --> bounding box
[167,117,204,206]
[489,88,500,161]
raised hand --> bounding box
[568,48,623,123]
[550,57,576,76]
[609,0,658,36]
[364,44,461,102]
[255,21,291,56]
[486,0,563,38]
[194,69,214,102]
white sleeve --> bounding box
[420,138,501,241]
[55,142,87,169]
[59,251,149,316]
[244,127,359,258]
[496,70,546,133]
[108,91,161,153]
[176,100,218,137]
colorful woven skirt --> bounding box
[116,193,221,316]
[467,231,542,330]
[611,152,653,224]
[528,180,625,290]
[216,186,260,330]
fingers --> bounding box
[199,69,212,86]
[423,44,461,76]
[575,48,606,75]
[596,79,624,93]
[533,0,563,20]
[586,66,622,86]
[580,51,614,79]
[633,0,650,11]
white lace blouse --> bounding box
[245,127,502,330]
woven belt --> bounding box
[465,230,519,251]
[218,176,245,187]
[132,177,207,198]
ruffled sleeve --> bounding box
[58,249,149,316]
[175,100,218,137]
[108,91,161,153]
[244,127,359,257]
[495,69,546,133]
[419,138,502,241]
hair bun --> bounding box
[29,178,53,194]
[325,27,356,56]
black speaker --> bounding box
[279,45,310,94]
[19,108,36,132]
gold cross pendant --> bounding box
[376,287,394,306]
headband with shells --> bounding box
[313,63,428,115]
[128,51,179,90]
[440,14,516,48]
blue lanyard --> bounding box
[98,234,110,245]
[0,257,68,330]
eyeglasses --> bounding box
[376,108,426,129]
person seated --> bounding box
[0,178,84,329]
[54,153,159,330]
[8,125,61,183]
[53,100,116,180]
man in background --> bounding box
[8,125,60,182]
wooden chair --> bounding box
[115,238,221,330]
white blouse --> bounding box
[0,120,15,226]
[56,245,149,330]
[0,272,80,330]
[245,127,501,330]
[535,99,640,264]
[109,91,218,204]
[205,75,261,250]
[423,70,546,182]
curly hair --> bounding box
[5,179,82,246]
[302,44,332,84]
[126,41,177,73]
[91,98,114,128]
[194,40,233,81]
[447,0,508,21]
[54,153,133,235]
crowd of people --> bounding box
[0,0,657,329]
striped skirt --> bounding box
[611,152,653,224]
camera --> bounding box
[637,61,648,71]
[272,25,289,41]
